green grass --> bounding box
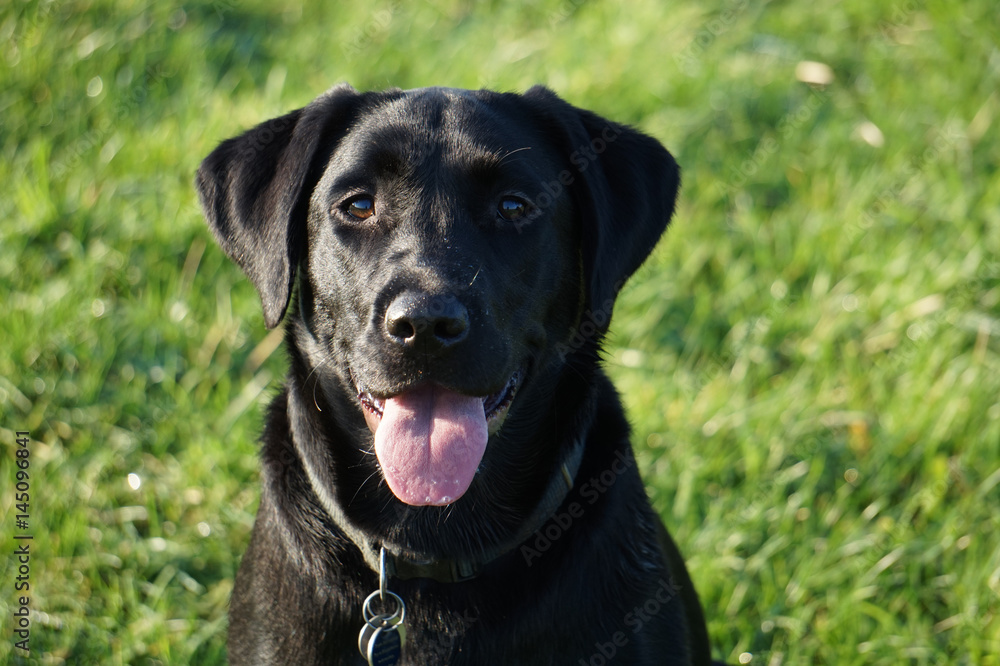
[1,0,998,663]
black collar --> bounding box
[378,437,586,583]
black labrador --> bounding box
[197,84,715,665]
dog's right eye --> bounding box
[343,196,375,220]
[497,197,530,222]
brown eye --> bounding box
[498,197,528,222]
[345,196,375,220]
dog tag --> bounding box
[358,617,381,656]
[360,623,402,666]
[359,549,406,665]
[358,615,403,652]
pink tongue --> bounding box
[374,385,488,506]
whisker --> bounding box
[303,348,338,412]
[349,468,383,506]
[499,146,532,164]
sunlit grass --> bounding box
[1,0,998,663]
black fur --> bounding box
[197,84,712,665]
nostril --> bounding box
[386,316,416,341]
[434,312,468,341]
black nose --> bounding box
[384,291,470,351]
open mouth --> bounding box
[352,368,525,507]
[356,367,524,431]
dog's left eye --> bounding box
[344,196,375,220]
[497,197,530,222]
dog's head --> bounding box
[197,84,677,518]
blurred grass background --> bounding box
[1,0,998,663]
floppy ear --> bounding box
[195,83,363,328]
[522,86,680,323]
